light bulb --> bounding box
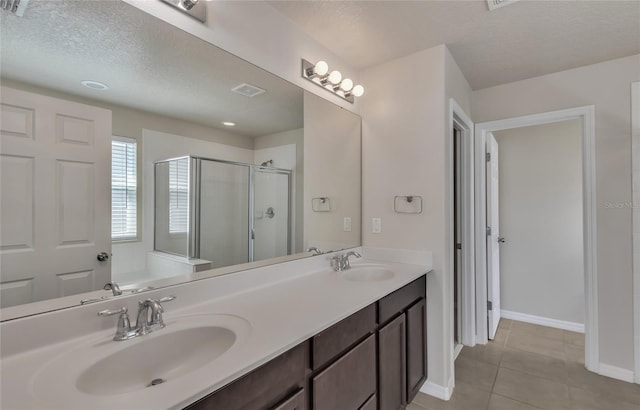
[328,70,342,85]
[314,61,329,76]
[352,85,364,97]
[340,78,353,92]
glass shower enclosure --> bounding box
[154,156,292,269]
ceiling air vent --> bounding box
[1,0,29,17]
[231,83,266,98]
[487,0,521,11]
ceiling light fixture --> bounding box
[222,121,236,127]
[301,59,364,104]
[81,80,109,91]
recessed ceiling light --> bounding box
[222,121,236,127]
[81,80,109,91]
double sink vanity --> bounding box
[0,250,431,410]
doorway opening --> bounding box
[449,99,475,363]
[474,106,598,372]
[453,123,463,357]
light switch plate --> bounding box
[372,217,382,233]
[343,217,352,232]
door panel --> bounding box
[0,87,111,307]
[486,132,501,339]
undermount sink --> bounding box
[341,265,395,282]
[77,325,236,395]
[32,313,251,405]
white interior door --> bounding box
[0,87,112,307]
[486,132,501,339]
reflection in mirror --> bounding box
[0,0,361,318]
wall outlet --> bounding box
[372,217,382,233]
[343,217,352,232]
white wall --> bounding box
[361,44,472,396]
[493,120,584,324]
[304,92,362,252]
[472,54,640,372]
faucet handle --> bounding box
[99,307,134,341]
[98,306,128,317]
[157,295,176,303]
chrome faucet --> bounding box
[98,295,176,341]
[103,281,122,296]
[307,247,323,255]
[331,251,362,271]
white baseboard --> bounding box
[501,310,585,333]
[599,363,635,383]
[420,380,452,401]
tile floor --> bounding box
[408,319,640,410]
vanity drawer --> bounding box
[185,342,307,410]
[271,388,305,410]
[312,334,376,410]
[378,276,426,324]
[312,303,376,369]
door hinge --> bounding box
[486,226,492,236]
[456,243,462,250]
[487,301,493,311]
[486,152,491,162]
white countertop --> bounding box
[0,254,431,410]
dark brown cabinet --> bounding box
[378,314,407,410]
[184,274,427,410]
[406,298,427,401]
[312,335,376,410]
[378,276,427,408]
[185,343,307,410]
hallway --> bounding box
[409,320,640,410]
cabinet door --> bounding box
[359,394,376,410]
[312,335,376,410]
[378,313,406,410]
[406,298,427,402]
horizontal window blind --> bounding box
[169,158,189,234]
[112,136,138,240]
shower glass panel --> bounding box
[253,169,291,262]
[154,157,190,257]
[154,156,292,269]
[199,160,250,268]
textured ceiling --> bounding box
[0,0,303,138]
[268,0,640,90]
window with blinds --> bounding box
[112,136,138,241]
[169,158,189,234]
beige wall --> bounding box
[304,92,362,252]
[493,120,584,324]
[361,44,473,392]
[473,54,640,371]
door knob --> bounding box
[498,237,505,243]
[97,252,110,262]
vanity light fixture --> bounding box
[301,59,364,104]
[81,80,109,91]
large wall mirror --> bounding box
[0,0,361,319]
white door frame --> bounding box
[631,81,640,384]
[449,99,476,347]
[474,105,598,373]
